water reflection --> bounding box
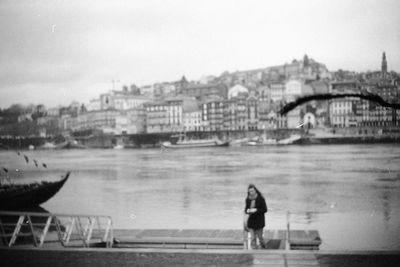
[382,190,391,224]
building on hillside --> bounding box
[60,109,119,132]
[113,108,146,134]
[328,80,360,128]
[270,82,285,102]
[286,107,302,129]
[263,55,330,81]
[182,83,228,100]
[276,113,288,129]
[256,85,271,101]
[145,100,182,133]
[284,79,303,101]
[330,80,361,93]
[358,82,399,127]
[46,107,61,117]
[87,99,101,111]
[17,114,33,123]
[223,98,246,131]
[228,84,249,99]
[303,112,316,129]
[182,100,203,132]
[99,90,151,110]
[261,69,285,84]
[202,100,224,131]
[145,102,167,133]
[140,84,155,97]
[257,100,275,129]
[153,83,176,98]
[199,75,217,84]
[329,98,358,128]
[247,95,258,130]
[144,97,199,133]
[308,80,330,94]
[183,109,202,132]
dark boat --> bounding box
[0,172,70,210]
[161,139,230,148]
[161,134,230,149]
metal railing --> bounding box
[0,211,113,248]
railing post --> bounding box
[76,217,88,247]
[54,215,66,247]
[0,217,7,246]
[26,215,38,247]
[65,217,75,244]
[9,215,25,247]
[102,217,113,248]
[110,219,114,248]
[85,217,95,244]
[286,211,290,251]
[103,219,111,243]
[83,217,90,237]
[39,216,53,247]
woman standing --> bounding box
[244,184,268,249]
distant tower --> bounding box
[303,54,310,67]
[381,52,387,75]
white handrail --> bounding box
[0,210,113,248]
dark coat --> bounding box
[245,195,268,230]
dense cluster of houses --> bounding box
[6,54,400,137]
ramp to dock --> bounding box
[0,211,113,248]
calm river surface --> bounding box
[1,144,400,250]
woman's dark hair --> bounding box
[247,184,264,198]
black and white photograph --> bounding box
[1,0,400,266]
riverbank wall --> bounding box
[1,127,399,149]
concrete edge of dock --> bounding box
[1,246,400,255]
[2,247,400,267]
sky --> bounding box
[0,0,399,109]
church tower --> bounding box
[381,52,387,75]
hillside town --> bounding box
[1,53,399,146]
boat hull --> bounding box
[0,172,70,210]
[162,141,230,149]
[244,135,302,146]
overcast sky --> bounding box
[0,0,399,108]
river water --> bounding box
[1,144,400,250]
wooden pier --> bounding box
[0,210,321,251]
[113,229,321,250]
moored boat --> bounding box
[161,133,230,149]
[38,140,86,149]
[245,138,277,146]
[276,134,302,145]
[0,172,70,210]
[245,134,302,146]
[162,139,230,148]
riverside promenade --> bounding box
[1,228,400,266]
[1,247,400,267]
[1,222,399,266]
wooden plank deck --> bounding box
[113,229,321,250]
[289,230,322,250]
[252,253,320,267]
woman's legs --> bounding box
[249,229,257,249]
[250,228,265,249]
[254,228,265,248]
